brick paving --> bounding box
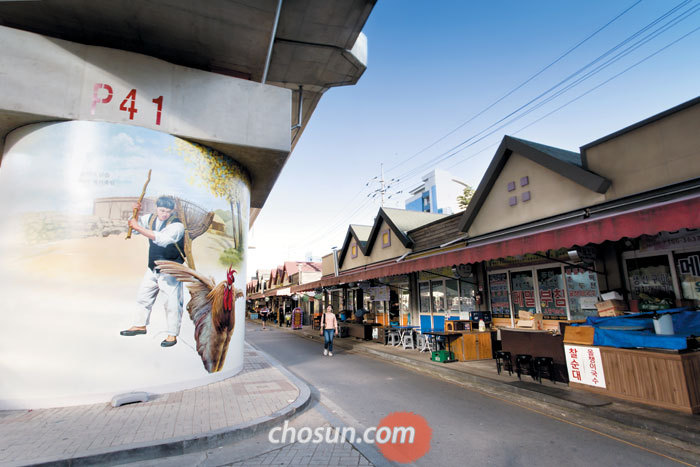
[0,344,299,466]
[230,439,372,466]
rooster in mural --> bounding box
[155,260,243,373]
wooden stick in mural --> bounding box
[126,169,152,239]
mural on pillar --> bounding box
[0,121,250,408]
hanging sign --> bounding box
[564,345,606,388]
[369,285,389,301]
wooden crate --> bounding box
[451,332,492,361]
[563,326,595,345]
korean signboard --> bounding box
[564,344,606,388]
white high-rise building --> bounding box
[405,169,467,214]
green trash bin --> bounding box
[431,350,454,362]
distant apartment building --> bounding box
[405,169,466,214]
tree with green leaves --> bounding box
[457,185,474,211]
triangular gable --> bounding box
[459,135,610,233]
[365,207,448,255]
[338,224,372,268]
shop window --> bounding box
[445,279,460,315]
[381,229,391,248]
[565,266,599,319]
[488,273,510,318]
[431,280,445,314]
[459,279,476,315]
[510,270,536,318]
[537,267,567,319]
[674,251,700,301]
[625,255,676,311]
[419,281,430,313]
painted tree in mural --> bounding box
[172,140,249,268]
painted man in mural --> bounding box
[120,196,186,347]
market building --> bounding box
[274,96,700,412]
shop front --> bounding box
[417,267,478,331]
[486,247,601,330]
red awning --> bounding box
[306,194,700,287]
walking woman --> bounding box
[321,305,340,356]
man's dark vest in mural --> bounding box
[147,214,186,270]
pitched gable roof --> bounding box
[338,224,372,267]
[458,135,611,232]
[283,261,322,275]
[366,207,448,255]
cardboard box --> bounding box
[518,310,533,320]
[516,313,544,330]
[563,325,595,345]
[595,299,627,316]
[598,308,626,317]
[600,291,623,301]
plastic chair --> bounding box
[534,356,555,384]
[402,332,415,350]
[515,354,535,381]
[495,350,513,376]
[417,333,434,352]
[387,330,401,346]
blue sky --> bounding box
[249,0,700,273]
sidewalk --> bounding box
[0,343,311,467]
[253,319,700,462]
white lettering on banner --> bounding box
[564,344,606,388]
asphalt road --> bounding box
[244,323,688,467]
[124,323,692,467]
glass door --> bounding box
[509,270,536,319]
[536,267,568,319]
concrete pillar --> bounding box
[0,26,290,410]
[0,122,251,409]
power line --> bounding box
[383,0,644,175]
[388,0,698,187]
[448,24,700,171]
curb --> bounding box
[252,319,700,452]
[27,344,312,467]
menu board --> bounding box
[488,273,511,318]
[564,345,606,388]
[565,267,599,319]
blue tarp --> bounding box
[575,308,700,350]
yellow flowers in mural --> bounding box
[170,139,249,268]
[171,139,250,203]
